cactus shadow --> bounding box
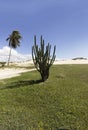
[2,79,42,89]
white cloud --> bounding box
[0,46,18,56]
[0,46,32,62]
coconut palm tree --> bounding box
[6,30,22,65]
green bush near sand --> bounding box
[0,65,88,130]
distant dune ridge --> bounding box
[54,58,88,65]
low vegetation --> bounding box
[72,57,87,60]
[0,62,6,67]
[0,65,88,129]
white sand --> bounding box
[10,59,88,66]
[0,68,36,80]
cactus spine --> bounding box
[32,35,56,82]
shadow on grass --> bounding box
[1,79,42,89]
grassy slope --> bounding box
[0,65,88,129]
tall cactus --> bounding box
[32,35,56,82]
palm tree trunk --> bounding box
[7,47,12,66]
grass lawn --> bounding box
[0,65,88,130]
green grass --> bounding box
[0,65,88,130]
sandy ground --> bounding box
[0,59,88,80]
[0,68,36,80]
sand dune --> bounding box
[11,59,88,66]
[54,59,88,64]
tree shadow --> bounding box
[1,79,42,89]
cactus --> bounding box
[32,35,56,82]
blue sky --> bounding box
[0,0,88,59]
